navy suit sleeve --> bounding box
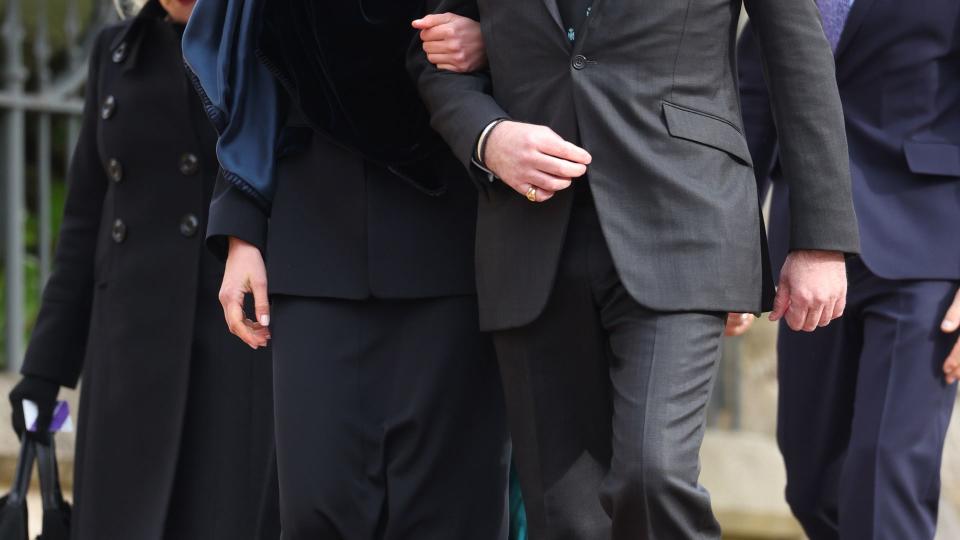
[737,23,779,199]
[205,170,269,260]
[21,30,113,388]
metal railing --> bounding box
[2,0,115,372]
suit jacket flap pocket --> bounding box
[663,102,753,167]
[903,141,960,178]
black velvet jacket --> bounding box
[260,0,445,188]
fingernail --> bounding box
[259,315,270,327]
[943,320,958,332]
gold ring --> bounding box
[525,186,538,202]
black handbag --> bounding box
[0,439,36,540]
[0,438,71,540]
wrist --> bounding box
[10,375,60,404]
[228,236,260,255]
[476,118,509,168]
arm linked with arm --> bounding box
[407,0,510,170]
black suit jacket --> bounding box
[740,0,960,282]
[207,111,480,300]
[206,1,481,301]
[411,0,860,331]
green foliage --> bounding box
[0,0,99,52]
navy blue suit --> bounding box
[739,1,960,538]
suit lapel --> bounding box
[834,0,878,61]
[542,0,565,33]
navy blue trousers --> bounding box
[777,257,959,540]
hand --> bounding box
[8,375,60,443]
[770,250,847,332]
[484,121,592,202]
[220,237,272,349]
[725,313,756,337]
[940,289,960,384]
[412,13,487,73]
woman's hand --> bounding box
[220,237,271,349]
[724,313,757,337]
[413,13,487,73]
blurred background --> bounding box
[0,2,957,538]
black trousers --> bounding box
[163,280,278,540]
[778,257,959,540]
[493,190,726,539]
[271,295,510,540]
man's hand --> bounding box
[413,13,487,73]
[484,121,592,202]
[725,313,757,337]
[770,250,847,332]
[940,289,960,384]
[220,237,271,349]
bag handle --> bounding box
[6,439,36,506]
[35,440,67,512]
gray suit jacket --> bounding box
[409,0,860,331]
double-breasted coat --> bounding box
[20,3,277,539]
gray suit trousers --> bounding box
[493,185,725,539]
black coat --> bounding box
[21,4,276,539]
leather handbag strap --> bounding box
[35,440,67,512]
[6,439,36,505]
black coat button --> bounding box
[111,219,127,244]
[112,42,127,64]
[101,95,116,120]
[107,158,123,183]
[572,55,587,70]
[179,153,199,176]
[180,214,199,238]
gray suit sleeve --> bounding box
[407,0,510,170]
[737,23,779,198]
[743,0,860,254]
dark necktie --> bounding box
[557,0,593,43]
